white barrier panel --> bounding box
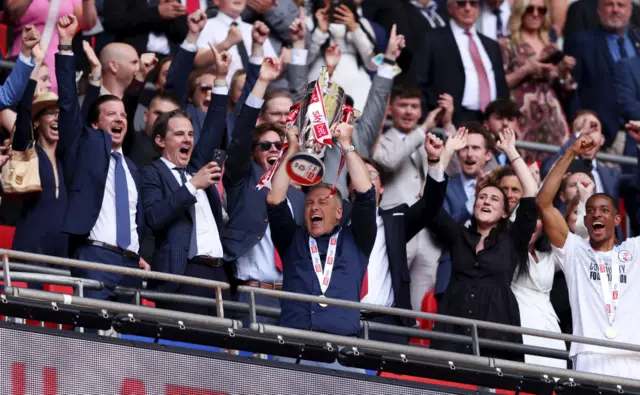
[0,324,462,395]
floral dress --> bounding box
[501,40,573,163]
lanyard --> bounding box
[309,230,340,295]
[593,250,621,327]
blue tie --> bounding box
[112,152,131,250]
[176,167,198,258]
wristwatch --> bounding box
[58,44,72,51]
[214,79,227,87]
[382,57,396,66]
[342,145,356,155]
[89,74,101,82]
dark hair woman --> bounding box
[424,128,538,361]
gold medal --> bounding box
[318,294,328,308]
[605,326,617,339]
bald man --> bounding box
[99,42,141,98]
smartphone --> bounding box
[212,149,227,167]
[540,50,565,65]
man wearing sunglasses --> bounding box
[411,0,508,124]
[221,57,306,327]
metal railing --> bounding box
[1,249,640,389]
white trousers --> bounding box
[573,353,640,379]
[406,229,441,311]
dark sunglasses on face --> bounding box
[198,83,213,92]
[455,0,479,8]
[525,5,547,15]
[258,141,283,151]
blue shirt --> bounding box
[606,31,636,63]
[267,187,377,336]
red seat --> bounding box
[409,290,437,346]
[0,225,15,249]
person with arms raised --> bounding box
[266,121,376,345]
[425,127,538,360]
[537,129,640,378]
[56,14,150,301]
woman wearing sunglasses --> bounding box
[501,0,575,163]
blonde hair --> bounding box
[508,0,553,45]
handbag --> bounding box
[1,126,42,195]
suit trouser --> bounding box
[154,261,230,317]
[71,245,142,302]
[406,229,441,311]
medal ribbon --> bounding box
[309,230,341,295]
[593,250,621,328]
[306,80,333,147]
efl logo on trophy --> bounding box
[285,68,360,186]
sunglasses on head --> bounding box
[258,141,283,151]
[525,5,547,15]
[455,0,479,7]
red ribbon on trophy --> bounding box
[307,80,333,148]
[255,104,300,190]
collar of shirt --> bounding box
[216,11,243,28]
[159,156,181,171]
[391,127,410,141]
[111,147,125,156]
[411,0,438,13]
[460,172,477,193]
[450,18,477,37]
[591,158,598,170]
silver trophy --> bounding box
[286,70,360,186]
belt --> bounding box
[189,256,223,267]
[242,280,283,290]
[85,240,140,262]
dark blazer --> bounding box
[222,103,305,263]
[615,55,640,123]
[365,0,449,83]
[565,27,640,146]
[435,175,474,296]
[410,26,509,124]
[563,0,640,43]
[56,53,145,249]
[103,0,188,56]
[141,92,227,289]
[11,79,68,260]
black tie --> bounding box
[618,36,629,59]
[493,8,503,39]
[231,21,249,68]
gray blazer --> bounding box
[321,71,394,197]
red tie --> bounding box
[185,0,200,14]
[465,30,491,112]
[216,165,225,199]
[360,271,368,299]
[274,248,283,271]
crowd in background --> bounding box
[0,0,638,379]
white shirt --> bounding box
[450,20,497,111]
[360,211,395,307]
[147,0,208,55]
[476,1,511,41]
[410,0,446,29]
[89,148,140,253]
[197,12,278,85]
[591,159,605,194]
[460,172,477,215]
[160,158,224,258]
[552,233,640,357]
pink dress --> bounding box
[11,0,81,93]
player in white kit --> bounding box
[537,133,640,379]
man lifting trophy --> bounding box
[286,68,360,186]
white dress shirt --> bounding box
[196,12,278,85]
[460,172,477,215]
[89,148,140,253]
[410,0,446,29]
[360,211,395,307]
[450,20,497,111]
[147,0,209,55]
[476,1,511,41]
[159,158,224,258]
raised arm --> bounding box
[224,57,281,187]
[55,15,83,170]
[537,134,595,247]
[0,25,37,111]
[496,128,538,197]
[287,9,309,103]
[12,39,43,151]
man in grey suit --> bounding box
[321,25,406,198]
[372,86,453,311]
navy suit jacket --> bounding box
[222,103,305,263]
[141,92,227,288]
[435,175,473,295]
[565,27,640,146]
[56,54,145,248]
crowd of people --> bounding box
[0,0,639,380]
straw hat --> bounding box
[32,92,59,120]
